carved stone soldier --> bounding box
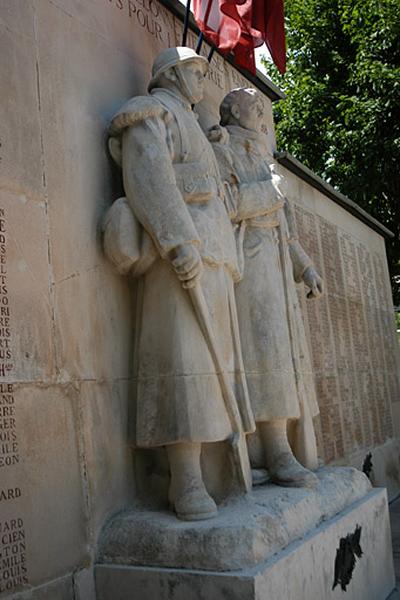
[210,87,323,487]
[105,49,254,521]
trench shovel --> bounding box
[188,283,252,493]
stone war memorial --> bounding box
[1,0,400,599]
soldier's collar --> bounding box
[226,125,260,140]
[151,87,192,111]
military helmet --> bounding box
[148,46,209,91]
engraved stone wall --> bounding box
[291,197,400,468]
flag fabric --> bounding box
[254,0,286,74]
[192,0,286,75]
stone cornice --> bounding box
[275,151,394,239]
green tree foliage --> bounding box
[266,0,400,303]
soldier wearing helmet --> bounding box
[106,48,254,521]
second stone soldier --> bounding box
[210,87,324,487]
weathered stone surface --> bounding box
[0,385,87,593]
[0,8,44,200]
[0,191,54,382]
[72,567,96,600]
[79,380,136,537]
[95,488,394,600]
[98,467,371,571]
[336,437,400,501]
[0,1,35,39]
[7,574,73,600]
[35,0,125,283]
[52,265,132,381]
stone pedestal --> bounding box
[95,468,395,599]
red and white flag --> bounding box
[192,0,286,75]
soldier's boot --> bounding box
[167,442,217,521]
[259,419,318,489]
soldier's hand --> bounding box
[303,266,324,299]
[207,124,229,144]
[169,244,203,289]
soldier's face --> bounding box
[178,61,206,104]
[238,91,264,132]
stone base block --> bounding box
[98,467,371,571]
[95,487,395,600]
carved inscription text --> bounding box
[0,208,28,594]
[107,0,173,45]
[0,519,28,594]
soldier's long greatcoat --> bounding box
[108,90,254,448]
[211,126,319,426]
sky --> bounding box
[255,46,272,75]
